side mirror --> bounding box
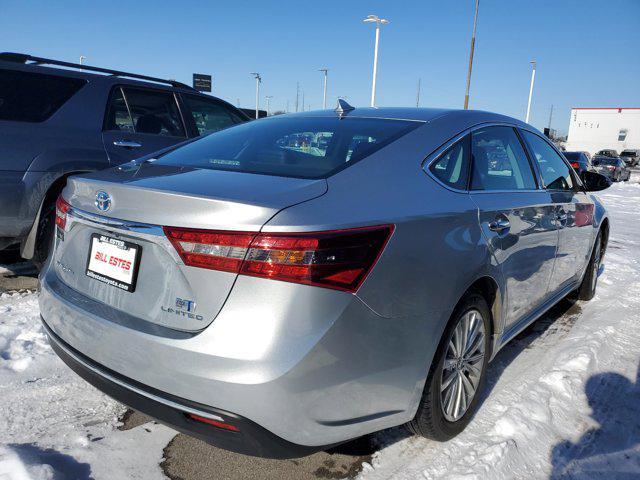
[582,170,612,192]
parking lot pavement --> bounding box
[0,249,38,292]
[120,411,375,480]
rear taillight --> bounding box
[164,225,394,292]
[55,195,71,230]
[606,165,615,170]
[570,162,580,169]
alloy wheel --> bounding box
[440,309,486,422]
[591,239,602,292]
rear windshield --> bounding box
[0,69,86,122]
[153,116,422,179]
[620,151,636,157]
[562,152,581,161]
[598,158,618,165]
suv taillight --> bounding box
[55,195,71,230]
[163,225,394,292]
[570,162,580,169]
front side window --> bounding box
[0,69,85,122]
[522,130,575,191]
[153,116,420,179]
[470,126,537,191]
[429,136,470,190]
[184,95,240,136]
[121,88,185,137]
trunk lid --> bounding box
[54,164,327,331]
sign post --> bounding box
[192,74,212,92]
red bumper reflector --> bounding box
[187,414,239,432]
[163,224,394,292]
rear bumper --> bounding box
[42,317,324,458]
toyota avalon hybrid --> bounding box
[40,104,611,458]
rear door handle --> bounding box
[488,218,510,232]
[113,140,142,149]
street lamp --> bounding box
[363,14,389,107]
[250,72,261,119]
[525,61,536,123]
[79,55,87,66]
[319,68,329,109]
[265,95,273,116]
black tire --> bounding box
[32,201,56,270]
[407,291,491,441]
[575,232,603,301]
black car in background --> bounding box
[563,151,594,179]
[595,149,619,158]
[592,155,631,182]
[0,52,249,265]
[619,149,640,167]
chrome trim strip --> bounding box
[43,320,225,422]
[68,206,165,236]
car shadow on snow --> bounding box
[7,443,92,480]
[549,363,640,479]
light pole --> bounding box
[463,0,479,109]
[416,78,421,107]
[251,72,261,119]
[525,61,536,123]
[363,14,389,107]
[79,55,87,66]
[265,95,273,116]
[319,68,328,109]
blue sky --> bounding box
[2,0,639,134]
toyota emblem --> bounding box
[95,191,112,212]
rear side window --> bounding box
[153,116,421,179]
[521,130,575,191]
[470,126,537,191]
[0,69,85,122]
[106,87,186,137]
[429,136,470,190]
[184,95,241,136]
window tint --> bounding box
[184,95,240,136]
[429,136,470,190]
[122,88,185,137]
[470,127,536,191]
[153,116,420,179]
[522,130,575,190]
[0,70,85,122]
[104,88,134,132]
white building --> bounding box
[564,107,640,155]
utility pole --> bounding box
[265,95,273,116]
[319,68,329,109]
[547,104,554,130]
[302,91,305,112]
[286,99,289,113]
[363,15,390,107]
[295,82,300,112]
[416,78,421,107]
[525,61,536,123]
[250,73,261,119]
[463,0,479,109]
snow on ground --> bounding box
[0,293,176,479]
[359,179,640,479]
[1,179,639,480]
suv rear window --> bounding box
[153,116,421,179]
[0,69,86,122]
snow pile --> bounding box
[0,292,176,479]
[360,181,640,479]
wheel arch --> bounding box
[462,275,502,358]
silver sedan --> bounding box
[40,104,610,458]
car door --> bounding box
[180,93,244,137]
[466,126,558,331]
[520,130,594,292]
[102,86,188,164]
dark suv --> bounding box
[0,53,249,265]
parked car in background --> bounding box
[619,149,640,167]
[41,105,611,458]
[562,151,595,179]
[592,155,631,181]
[0,52,249,265]
[595,149,619,158]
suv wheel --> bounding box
[32,201,56,270]
[408,292,491,440]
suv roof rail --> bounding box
[0,52,196,91]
